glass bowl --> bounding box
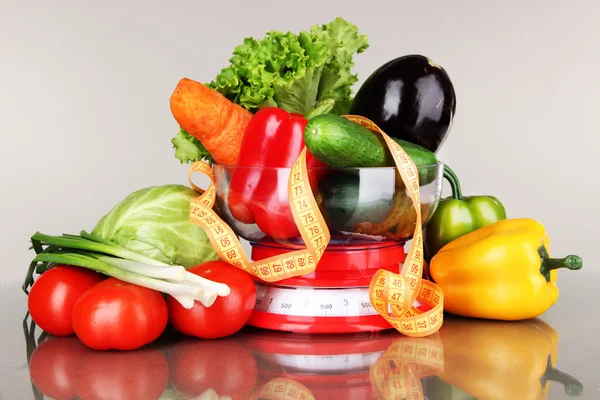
[213,162,444,247]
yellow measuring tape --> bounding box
[370,332,445,400]
[188,115,444,337]
[248,378,315,400]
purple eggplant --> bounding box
[349,54,456,153]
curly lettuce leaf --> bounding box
[208,17,368,116]
[209,31,330,115]
[171,127,214,164]
[311,17,369,114]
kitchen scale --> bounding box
[206,152,443,335]
[246,238,409,334]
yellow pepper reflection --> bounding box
[436,317,583,400]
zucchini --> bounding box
[304,114,438,168]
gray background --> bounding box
[1,1,600,398]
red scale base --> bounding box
[246,240,406,334]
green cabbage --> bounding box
[91,184,219,268]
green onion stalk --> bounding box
[23,231,230,309]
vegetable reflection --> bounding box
[436,317,583,399]
[24,314,257,400]
[27,326,169,400]
[168,336,258,400]
[29,333,91,400]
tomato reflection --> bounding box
[28,335,169,400]
[29,336,92,400]
[75,348,169,400]
[168,335,258,400]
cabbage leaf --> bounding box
[92,184,219,268]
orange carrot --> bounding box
[169,78,253,165]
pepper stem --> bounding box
[305,98,335,119]
[442,164,464,200]
[541,355,583,396]
[538,246,583,282]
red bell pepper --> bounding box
[228,107,328,239]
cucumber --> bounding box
[318,169,395,231]
[304,114,438,168]
[318,171,360,229]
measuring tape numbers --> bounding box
[188,116,444,337]
[370,332,444,400]
[249,377,315,400]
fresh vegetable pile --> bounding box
[24,16,584,353]
[23,186,256,350]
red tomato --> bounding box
[75,347,169,400]
[28,265,105,336]
[169,337,258,400]
[29,336,92,400]
[167,260,256,339]
[72,278,168,350]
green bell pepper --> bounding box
[424,165,507,258]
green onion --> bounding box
[98,257,186,281]
[183,271,230,296]
[23,232,229,309]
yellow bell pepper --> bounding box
[436,317,583,400]
[430,218,583,320]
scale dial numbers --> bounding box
[253,284,378,317]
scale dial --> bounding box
[253,283,378,317]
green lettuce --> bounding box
[171,127,214,164]
[91,184,219,268]
[208,17,368,115]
